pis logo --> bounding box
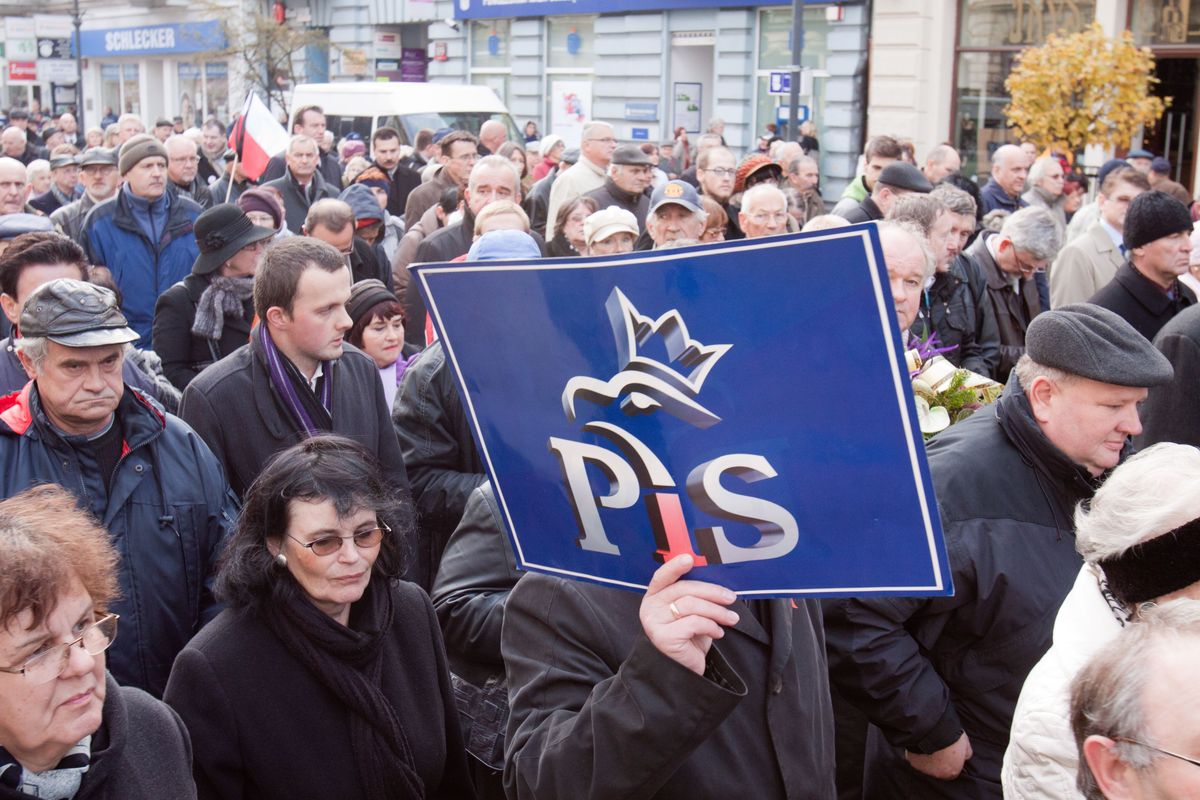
[549,287,799,567]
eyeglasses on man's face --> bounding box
[0,614,118,686]
[1114,737,1200,770]
[286,521,390,558]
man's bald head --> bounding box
[992,144,1031,199]
[479,120,508,154]
[0,157,29,214]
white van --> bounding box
[288,82,520,145]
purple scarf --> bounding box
[257,325,332,436]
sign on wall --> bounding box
[413,229,952,598]
[74,21,225,58]
[550,79,592,148]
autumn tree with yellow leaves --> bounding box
[1004,22,1167,153]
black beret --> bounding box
[1123,190,1193,252]
[1026,304,1173,387]
[877,162,932,194]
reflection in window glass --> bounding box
[122,63,140,114]
[1130,0,1200,45]
[206,62,229,123]
[957,0,1095,48]
[178,63,202,127]
[101,64,121,122]
[954,51,1020,180]
[471,20,511,69]
[755,9,829,146]
[548,16,596,69]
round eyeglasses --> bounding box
[286,521,389,558]
[0,614,119,686]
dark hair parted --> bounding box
[347,299,405,350]
[0,232,87,299]
[437,130,478,157]
[865,134,903,162]
[215,435,415,610]
[253,236,346,319]
[0,484,120,631]
[292,105,324,132]
[371,126,401,146]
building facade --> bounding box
[871,0,1200,191]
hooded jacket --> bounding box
[0,383,236,697]
[81,188,202,347]
[0,673,197,800]
[824,374,1105,798]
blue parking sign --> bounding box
[413,227,952,598]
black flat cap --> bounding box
[20,278,139,347]
[1123,191,1193,251]
[878,162,932,193]
[611,144,653,166]
[1027,304,1173,387]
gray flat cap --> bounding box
[1027,304,1173,387]
[878,162,933,193]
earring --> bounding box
[275,552,288,568]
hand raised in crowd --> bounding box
[638,553,739,676]
[906,731,973,781]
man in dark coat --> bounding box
[503,554,836,799]
[165,134,214,210]
[0,279,236,697]
[583,143,653,232]
[1136,303,1200,449]
[50,147,120,244]
[979,144,1030,215]
[1088,190,1196,343]
[28,153,82,215]
[840,162,932,224]
[258,104,342,188]
[370,126,422,218]
[959,206,1062,382]
[180,237,409,499]
[824,305,1174,799]
[260,135,337,234]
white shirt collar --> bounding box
[307,362,324,393]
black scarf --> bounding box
[260,580,423,799]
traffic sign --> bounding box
[776,105,810,125]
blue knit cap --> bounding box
[467,229,541,262]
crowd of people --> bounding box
[0,99,1197,800]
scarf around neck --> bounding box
[256,324,333,436]
[260,580,423,800]
[0,737,91,799]
[192,275,254,341]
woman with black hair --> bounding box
[164,435,473,800]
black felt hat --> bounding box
[192,204,276,275]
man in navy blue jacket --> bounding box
[81,134,201,347]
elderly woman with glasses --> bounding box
[164,435,472,800]
[0,484,195,800]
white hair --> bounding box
[930,184,976,218]
[740,183,788,214]
[12,335,48,369]
[1075,442,1200,562]
[2,126,26,144]
[25,159,49,181]
[877,218,935,281]
[1028,155,1061,184]
[1000,206,1062,262]
[287,134,317,155]
[468,154,521,194]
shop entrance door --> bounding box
[669,32,714,140]
[1144,57,1198,193]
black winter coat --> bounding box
[824,375,1105,798]
[179,336,410,500]
[910,255,1001,378]
[152,273,255,391]
[0,674,197,800]
[503,574,836,799]
[164,583,473,800]
[0,384,236,696]
[524,166,557,237]
[1087,261,1197,343]
[1138,303,1200,449]
[583,178,650,231]
[260,170,338,234]
[260,149,342,189]
[840,196,884,224]
[965,232,1040,382]
[392,341,484,587]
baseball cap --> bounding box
[649,180,703,215]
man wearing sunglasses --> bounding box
[0,278,237,698]
[958,206,1063,382]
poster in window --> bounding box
[550,79,592,148]
[673,82,702,134]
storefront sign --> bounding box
[4,18,34,40]
[958,0,1095,48]
[7,61,37,83]
[624,101,658,121]
[37,59,77,83]
[75,21,225,57]
[7,40,37,61]
[33,15,73,40]
[412,229,951,597]
[401,47,427,81]
[374,31,403,59]
[38,38,71,59]
[454,0,841,20]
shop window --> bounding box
[546,16,596,146]
[1131,0,1200,45]
[122,63,141,115]
[952,51,1021,180]
[101,64,121,122]
[470,20,512,105]
[205,62,229,123]
[547,16,595,69]
[178,63,202,127]
[754,8,829,144]
[958,0,1095,48]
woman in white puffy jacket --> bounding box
[1003,442,1200,798]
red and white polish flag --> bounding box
[228,94,289,182]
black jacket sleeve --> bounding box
[153,284,205,391]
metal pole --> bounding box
[73,0,85,130]
[787,0,804,141]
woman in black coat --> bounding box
[152,204,275,390]
[163,436,473,800]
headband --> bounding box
[1099,516,1200,605]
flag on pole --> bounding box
[228,93,289,182]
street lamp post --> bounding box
[786,0,804,142]
[73,0,85,129]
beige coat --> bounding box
[1049,222,1124,308]
[545,156,607,238]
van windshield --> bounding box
[382,112,519,144]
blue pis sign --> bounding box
[414,229,952,598]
